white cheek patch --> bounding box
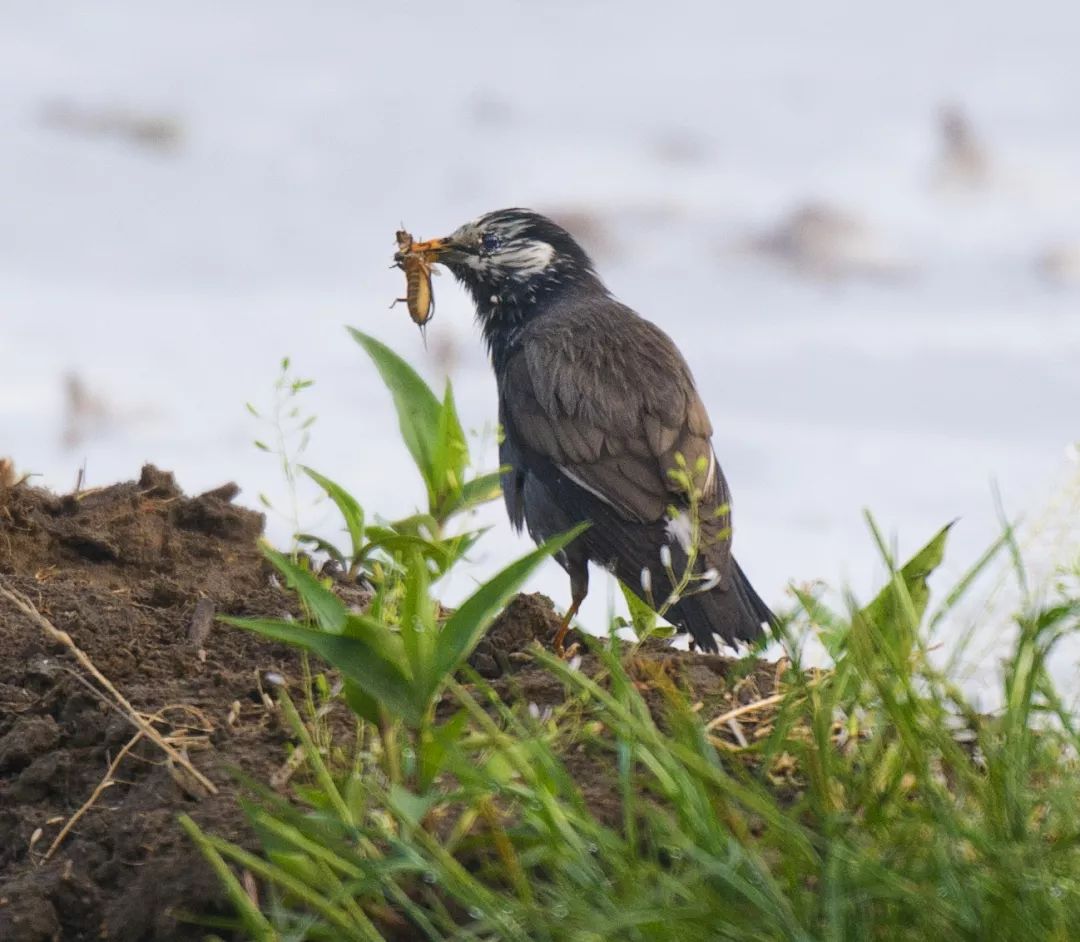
[498,240,555,278]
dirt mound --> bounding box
[0,467,301,942]
[473,592,777,721]
[465,592,783,826]
[0,467,779,941]
[468,592,566,677]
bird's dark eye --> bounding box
[480,233,500,253]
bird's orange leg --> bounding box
[553,574,588,655]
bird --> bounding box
[743,202,909,281]
[933,104,991,191]
[408,209,774,653]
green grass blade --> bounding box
[929,528,1009,633]
[431,524,588,687]
[179,815,278,942]
[278,690,355,827]
[194,828,374,942]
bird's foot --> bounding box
[552,622,583,658]
[559,640,581,661]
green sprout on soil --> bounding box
[185,333,1080,942]
[247,357,317,547]
[292,331,504,593]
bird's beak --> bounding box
[409,236,469,263]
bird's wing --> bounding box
[498,401,527,531]
[501,308,732,565]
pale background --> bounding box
[3,2,1079,693]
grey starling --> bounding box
[409,209,774,652]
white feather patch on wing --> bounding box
[558,464,618,510]
[665,510,693,553]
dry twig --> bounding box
[705,691,788,732]
[43,731,145,861]
[0,580,218,795]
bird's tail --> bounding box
[670,557,775,653]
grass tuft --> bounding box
[184,335,1080,940]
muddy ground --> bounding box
[0,467,779,941]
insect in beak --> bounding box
[405,236,461,260]
[391,229,439,341]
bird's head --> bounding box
[409,209,602,326]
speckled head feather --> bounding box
[434,209,605,357]
[447,208,596,284]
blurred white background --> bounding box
[3,1,1079,684]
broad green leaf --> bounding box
[619,580,658,639]
[430,524,588,692]
[342,678,381,725]
[222,615,423,725]
[862,521,954,631]
[459,470,505,509]
[418,710,468,790]
[349,328,441,503]
[340,613,410,672]
[399,549,438,694]
[262,546,346,634]
[362,530,454,569]
[301,466,366,561]
[387,784,439,829]
[847,521,954,676]
[432,381,468,517]
[385,512,442,538]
